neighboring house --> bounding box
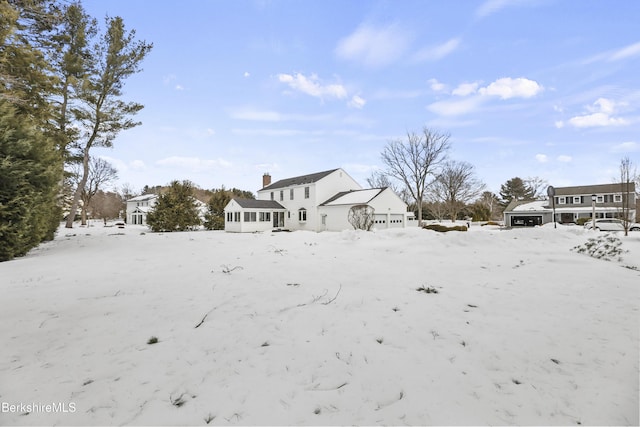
[224,168,410,232]
[126,194,158,225]
[503,183,637,227]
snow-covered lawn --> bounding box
[1,223,638,426]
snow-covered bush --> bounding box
[571,234,626,261]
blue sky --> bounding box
[85,0,640,195]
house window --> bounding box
[558,197,565,204]
[321,214,326,225]
[573,196,581,204]
[270,192,274,201]
[614,194,622,203]
[304,187,309,199]
[244,212,257,222]
[226,212,232,222]
[290,189,294,200]
[298,208,307,222]
[596,195,604,203]
[280,190,284,201]
[233,212,240,222]
[259,212,271,222]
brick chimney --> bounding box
[262,173,271,188]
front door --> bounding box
[560,213,574,223]
[273,212,284,228]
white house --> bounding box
[126,194,158,225]
[224,168,410,232]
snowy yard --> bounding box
[1,223,638,425]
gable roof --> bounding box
[320,188,385,206]
[261,169,339,191]
[231,198,285,209]
[554,183,635,195]
[127,194,158,202]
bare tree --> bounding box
[618,156,637,236]
[478,191,502,220]
[79,157,118,225]
[348,205,375,231]
[381,128,450,225]
[366,170,411,203]
[90,191,124,224]
[525,176,548,200]
[431,160,485,222]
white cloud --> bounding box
[610,141,638,153]
[479,77,543,99]
[568,113,628,128]
[156,156,232,171]
[608,41,640,61]
[567,98,629,128]
[277,73,347,100]
[557,155,572,163]
[427,96,485,116]
[130,160,146,170]
[585,40,640,63]
[535,154,548,163]
[428,78,447,92]
[452,82,479,96]
[243,72,250,78]
[335,23,410,67]
[476,0,518,18]
[413,38,461,62]
[348,95,366,109]
[554,121,564,129]
[175,84,184,91]
[229,107,332,122]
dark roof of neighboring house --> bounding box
[261,169,339,191]
[320,188,385,206]
[554,183,635,195]
[232,198,285,209]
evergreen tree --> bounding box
[146,181,201,232]
[0,100,61,261]
[203,187,255,230]
[499,177,535,207]
[63,9,152,228]
[0,2,63,261]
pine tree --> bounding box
[63,9,152,228]
[0,100,61,261]
[147,181,202,232]
[499,177,535,207]
[0,1,63,261]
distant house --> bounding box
[503,183,637,226]
[126,194,158,225]
[224,168,410,232]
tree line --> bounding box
[1,0,151,261]
[370,127,551,224]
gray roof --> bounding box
[232,198,285,209]
[262,169,339,191]
[320,188,385,206]
[554,183,635,195]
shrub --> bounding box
[146,180,201,232]
[571,234,626,261]
[575,218,590,226]
[423,224,467,232]
[481,221,501,226]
